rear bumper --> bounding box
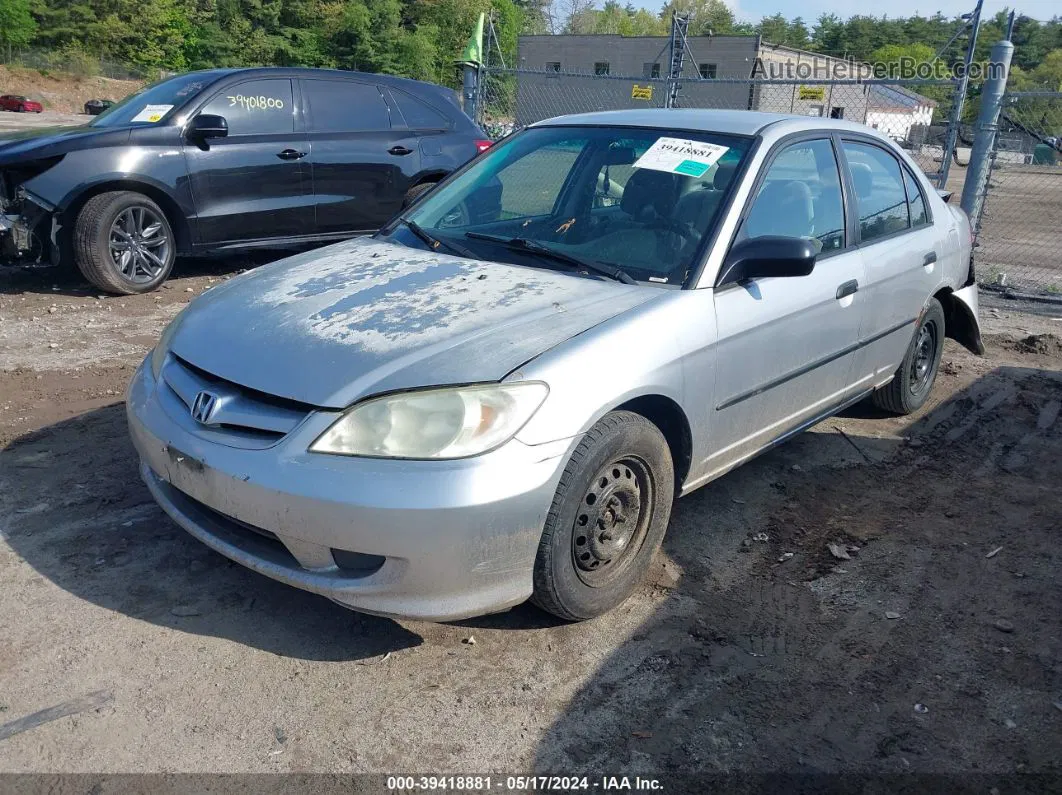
[127,358,570,621]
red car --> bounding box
[0,95,43,113]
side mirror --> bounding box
[187,114,228,140]
[717,236,818,287]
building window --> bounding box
[643,62,660,79]
[830,106,845,119]
[594,62,610,76]
[545,62,560,72]
[699,63,717,79]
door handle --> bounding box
[388,145,414,156]
[276,149,306,160]
[836,279,859,300]
[923,251,937,266]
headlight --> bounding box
[310,382,549,459]
[150,317,180,379]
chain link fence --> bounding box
[974,91,1062,297]
[1,48,153,82]
[478,68,961,186]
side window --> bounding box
[303,80,390,132]
[200,79,294,135]
[743,138,845,253]
[391,90,450,130]
[495,139,584,218]
[842,141,910,243]
[904,168,928,226]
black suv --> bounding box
[0,68,488,293]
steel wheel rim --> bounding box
[909,319,938,394]
[571,456,654,587]
[108,206,171,284]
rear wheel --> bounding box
[402,181,438,208]
[871,298,945,415]
[73,191,176,294]
[532,411,674,621]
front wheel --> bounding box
[73,191,176,294]
[871,297,945,415]
[532,411,674,621]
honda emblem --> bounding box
[191,391,219,424]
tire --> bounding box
[531,410,675,621]
[871,297,945,415]
[402,181,437,209]
[73,191,176,294]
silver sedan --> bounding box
[127,109,983,622]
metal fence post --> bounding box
[939,0,983,189]
[960,38,1013,225]
[462,63,480,125]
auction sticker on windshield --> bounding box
[634,137,729,178]
[130,104,174,123]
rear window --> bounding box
[391,90,451,130]
[303,80,391,132]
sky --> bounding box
[642,0,1056,24]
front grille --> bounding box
[161,354,313,447]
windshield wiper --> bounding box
[464,232,636,285]
[399,219,479,259]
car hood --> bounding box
[169,237,659,409]
[0,125,128,163]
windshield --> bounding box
[89,71,227,128]
[386,125,752,285]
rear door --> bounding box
[708,136,866,474]
[184,78,313,246]
[839,138,940,389]
[300,78,421,234]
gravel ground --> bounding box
[1,258,1061,787]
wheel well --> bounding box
[616,395,692,495]
[934,286,985,355]
[411,170,449,190]
[63,182,193,254]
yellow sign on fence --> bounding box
[631,84,654,101]
[798,86,826,101]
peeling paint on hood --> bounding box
[169,237,659,408]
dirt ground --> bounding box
[1,257,1062,788]
[0,65,141,115]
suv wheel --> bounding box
[74,191,175,294]
[532,411,674,621]
[871,298,945,415]
[402,181,437,208]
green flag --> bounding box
[460,12,485,66]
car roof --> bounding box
[201,66,452,96]
[532,108,888,139]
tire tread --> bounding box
[531,411,667,621]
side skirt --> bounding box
[679,386,876,498]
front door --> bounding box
[184,77,313,246]
[707,136,866,476]
[300,78,421,234]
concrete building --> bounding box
[509,34,934,141]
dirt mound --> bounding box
[1007,333,1062,357]
[0,65,141,114]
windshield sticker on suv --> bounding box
[130,104,174,123]
[633,137,729,177]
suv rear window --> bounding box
[303,80,391,132]
[391,90,450,130]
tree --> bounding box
[0,0,37,59]
[658,0,734,36]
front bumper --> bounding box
[127,358,571,621]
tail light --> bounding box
[474,140,492,154]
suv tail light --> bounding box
[474,140,492,154]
